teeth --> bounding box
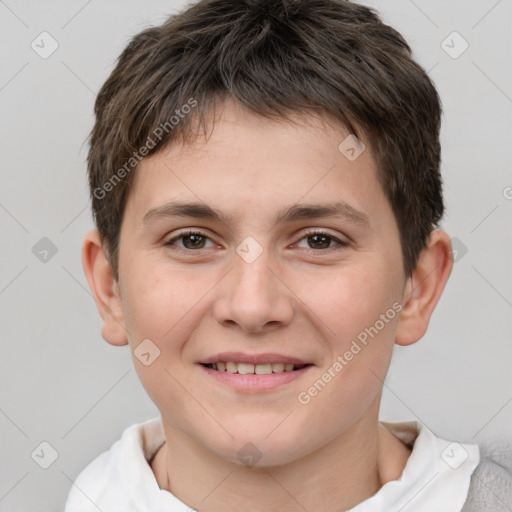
[255,363,272,375]
[237,363,254,374]
[226,362,237,373]
[210,362,303,374]
[272,363,285,372]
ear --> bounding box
[395,229,453,346]
[81,230,128,346]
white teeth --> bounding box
[237,363,254,374]
[211,362,301,374]
[226,362,237,373]
[255,363,272,375]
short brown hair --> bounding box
[88,0,444,281]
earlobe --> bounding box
[81,230,128,346]
[395,230,453,346]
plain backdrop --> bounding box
[1,0,511,510]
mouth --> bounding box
[201,362,310,374]
[198,353,314,392]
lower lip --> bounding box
[198,364,313,393]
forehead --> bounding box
[124,100,390,230]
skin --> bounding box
[82,100,453,511]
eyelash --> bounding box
[163,228,351,255]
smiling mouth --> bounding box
[202,362,310,374]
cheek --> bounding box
[293,263,399,401]
[295,263,397,344]
[120,263,214,397]
[121,263,196,339]
[290,302,398,461]
[120,268,192,415]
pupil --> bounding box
[184,234,205,249]
[310,234,329,249]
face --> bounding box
[115,100,408,466]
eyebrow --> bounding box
[142,200,370,229]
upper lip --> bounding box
[200,352,311,365]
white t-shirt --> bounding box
[64,417,479,512]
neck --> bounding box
[151,408,411,512]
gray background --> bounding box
[1,0,511,510]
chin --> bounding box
[206,425,309,469]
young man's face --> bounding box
[109,101,410,465]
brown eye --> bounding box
[306,234,333,249]
[181,233,207,249]
[296,230,350,252]
[164,230,214,251]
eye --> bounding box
[295,229,350,252]
[164,230,215,251]
[164,229,351,254]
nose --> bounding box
[213,247,295,335]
